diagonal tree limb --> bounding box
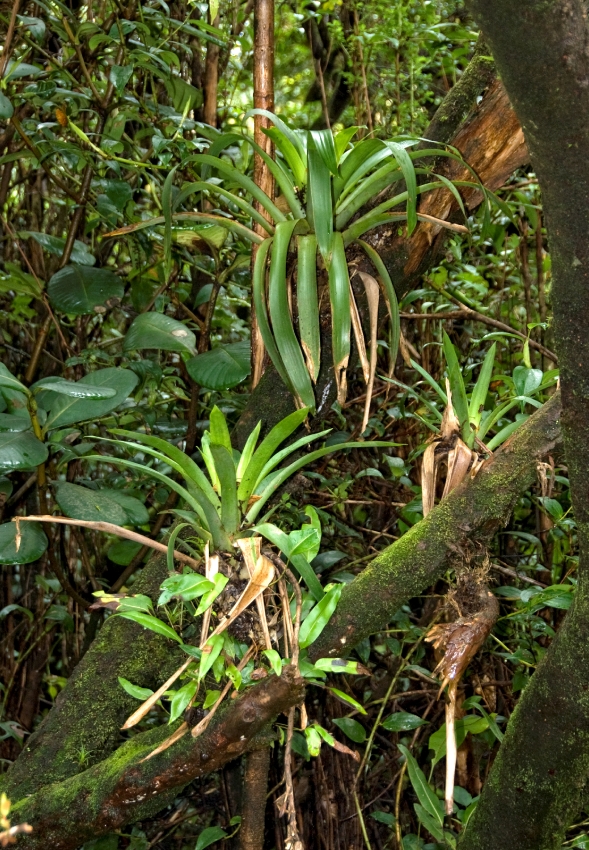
[9,667,304,850]
[309,390,561,661]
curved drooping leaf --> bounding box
[186,341,251,389]
[0,521,48,565]
[43,368,138,431]
[124,313,197,354]
[0,431,48,472]
[48,265,123,314]
[54,482,128,526]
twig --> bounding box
[15,516,200,568]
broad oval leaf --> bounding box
[32,378,117,399]
[54,482,128,526]
[48,265,123,314]
[332,717,366,743]
[195,826,228,850]
[186,341,251,390]
[0,93,14,119]
[0,521,47,565]
[107,540,142,565]
[0,414,31,432]
[44,367,138,431]
[382,711,428,732]
[124,313,196,354]
[100,490,149,526]
[0,431,48,472]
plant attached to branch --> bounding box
[108,115,471,414]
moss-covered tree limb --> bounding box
[10,667,304,850]
[448,0,589,846]
[309,391,561,661]
[2,550,177,799]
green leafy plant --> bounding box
[110,115,471,411]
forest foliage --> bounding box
[0,0,575,848]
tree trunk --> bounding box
[452,0,589,846]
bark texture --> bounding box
[455,0,589,847]
[10,668,304,850]
[310,391,561,660]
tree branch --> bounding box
[10,668,304,850]
[309,390,561,660]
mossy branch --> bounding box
[309,391,561,660]
[10,668,304,850]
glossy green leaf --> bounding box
[0,521,47,565]
[297,234,320,382]
[513,365,543,397]
[469,343,497,429]
[262,126,306,187]
[48,265,123,314]
[328,687,367,714]
[194,572,228,617]
[383,141,418,233]
[158,573,213,606]
[21,232,95,266]
[268,220,315,409]
[332,717,366,743]
[263,648,283,676]
[124,313,196,354]
[382,712,428,732]
[314,658,361,674]
[0,431,47,472]
[252,521,324,600]
[169,678,198,723]
[199,633,224,679]
[165,75,203,112]
[100,490,149,526]
[44,368,138,430]
[117,610,182,643]
[299,585,342,647]
[54,483,128,526]
[236,421,261,484]
[31,378,116,399]
[195,826,228,850]
[118,677,154,700]
[0,93,14,120]
[310,128,339,175]
[0,414,28,432]
[174,180,274,234]
[109,64,133,93]
[107,540,142,566]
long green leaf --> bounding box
[252,237,294,395]
[442,331,469,441]
[268,220,315,409]
[173,181,275,234]
[108,430,220,508]
[237,407,309,504]
[383,141,418,234]
[469,343,496,430]
[328,233,351,405]
[263,126,307,187]
[210,444,239,534]
[307,136,334,264]
[297,234,320,382]
[108,212,263,245]
[117,610,182,643]
[245,439,396,523]
[253,429,331,492]
[209,405,232,451]
[398,744,444,825]
[244,108,306,160]
[166,522,192,573]
[236,421,261,483]
[188,154,286,224]
[309,128,339,175]
[161,166,178,281]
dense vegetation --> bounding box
[0,0,586,848]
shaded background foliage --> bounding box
[0,0,576,847]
